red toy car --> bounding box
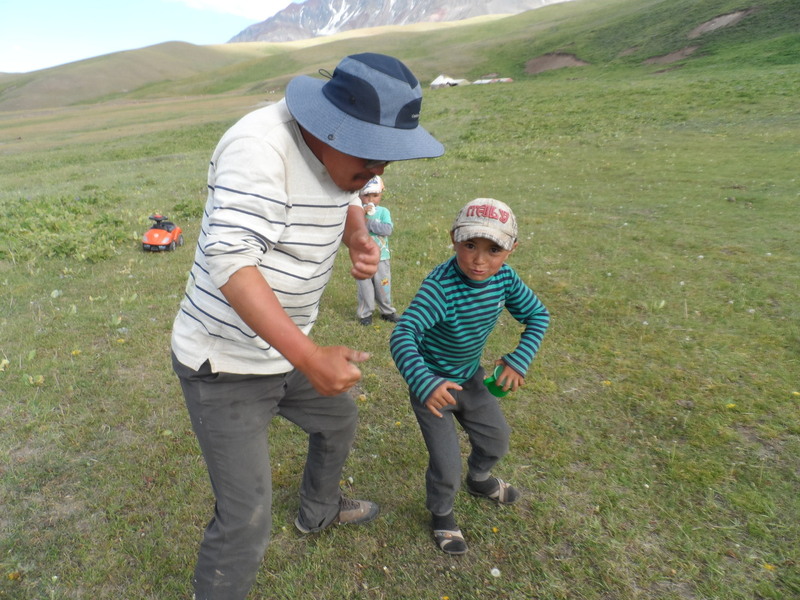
[142,214,184,252]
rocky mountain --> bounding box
[229,0,571,43]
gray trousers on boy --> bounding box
[356,259,396,318]
[173,354,358,600]
[409,368,511,517]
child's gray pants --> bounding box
[356,259,396,318]
[410,367,511,517]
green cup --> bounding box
[484,365,509,397]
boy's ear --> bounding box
[450,230,457,245]
[509,241,519,252]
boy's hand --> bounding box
[493,361,525,394]
[424,381,462,418]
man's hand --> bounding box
[297,345,370,396]
[344,204,380,279]
[347,229,380,280]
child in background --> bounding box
[390,198,550,555]
[356,175,400,325]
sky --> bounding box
[0,0,299,74]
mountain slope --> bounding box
[229,0,569,43]
[0,42,260,112]
[0,0,797,113]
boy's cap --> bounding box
[360,175,384,196]
[451,198,518,251]
[285,53,445,162]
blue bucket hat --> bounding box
[285,53,445,162]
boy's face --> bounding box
[451,235,516,282]
[360,191,382,205]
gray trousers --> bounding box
[356,259,396,318]
[173,355,358,600]
[410,368,511,517]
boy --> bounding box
[390,198,549,555]
[356,175,399,325]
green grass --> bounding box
[1,0,799,598]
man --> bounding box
[171,53,444,600]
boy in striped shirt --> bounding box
[390,198,550,555]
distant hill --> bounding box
[0,42,260,112]
[229,0,571,43]
[0,0,797,113]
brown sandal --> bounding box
[467,477,520,505]
[433,528,468,555]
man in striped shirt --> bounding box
[390,198,549,555]
[171,53,444,600]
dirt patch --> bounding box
[642,10,755,66]
[525,53,589,74]
[644,46,699,65]
[688,9,754,39]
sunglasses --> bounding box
[363,159,392,170]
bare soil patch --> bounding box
[644,46,699,65]
[525,53,589,74]
[688,9,755,39]
[642,10,756,66]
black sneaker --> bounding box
[359,316,373,326]
[294,496,380,534]
[380,313,400,323]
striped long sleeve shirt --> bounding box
[171,99,360,375]
[390,256,549,403]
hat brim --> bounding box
[286,76,445,162]
[452,226,516,251]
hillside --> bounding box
[0,41,267,112]
[0,0,797,113]
[0,16,511,112]
[229,0,566,43]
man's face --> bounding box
[299,127,388,192]
[318,145,387,193]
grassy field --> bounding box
[1,0,799,598]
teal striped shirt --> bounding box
[390,256,549,403]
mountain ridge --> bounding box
[0,0,797,113]
[229,0,570,43]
